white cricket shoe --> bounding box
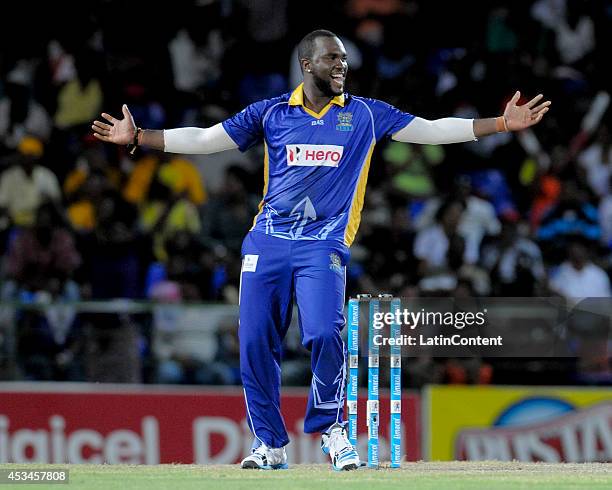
[240,442,288,470]
[321,423,360,471]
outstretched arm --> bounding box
[474,91,551,137]
[92,105,238,154]
[392,91,551,144]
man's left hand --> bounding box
[504,91,551,131]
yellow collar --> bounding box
[288,83,344,118]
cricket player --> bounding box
[92,29,550,470]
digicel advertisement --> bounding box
[425,385,612,462]
[0,384,420,464]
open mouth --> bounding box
[331,73,345,87]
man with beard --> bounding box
[92,29,550,470]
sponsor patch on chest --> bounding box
[286,144,344,167]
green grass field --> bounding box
[2,462,612,489]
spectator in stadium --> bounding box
[529,173,562,233]
[414,198,467,285]
[549,238,611,300]
[1,200,83,380]
[78,189,143,299]
[139,166,202,263]
[53,50,103,131]
[537,180,600,263]
[212,315,242,385]
[2,202,81,302]
[481,217,547,296]
[165,231,214,300]
[385,142,444,200]
[358,203,418,292]
[63,142,124,232]
[598,173,612,248]
[151,286,233,384]
[14,307,83,381]
[416,178,501,264]
[63,141,124,199]
[553,0,596,69]
[577,124,611,198]
[92,28,550,471]
[0,136,61,229]
[197,165,261,301]
[119,83,168,131]
[123,150,207,207]
[201,165,259,255]
[82,312,142,383]
[0,81,51,154]
[65,169,113,233]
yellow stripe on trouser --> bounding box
[250,142,270,231]
[344,141,376,247]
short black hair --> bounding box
[297,29,339,62]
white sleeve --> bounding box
[163,123,239,154]
[391,117,476,145]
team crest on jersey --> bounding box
[329,252,343,274]
[336,112,353,131]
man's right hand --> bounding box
[92,104,136,145]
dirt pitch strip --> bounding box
[2,462,612,489]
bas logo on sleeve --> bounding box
[286,144,344,167]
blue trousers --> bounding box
[239,231,349,448]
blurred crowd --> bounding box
[0,0,611,385]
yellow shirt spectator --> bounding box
[140,199,202,262]
[124,155,207,205]
[54,79,102,129]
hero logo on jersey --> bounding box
[286,144,344,167]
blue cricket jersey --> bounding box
[222,83,414,246]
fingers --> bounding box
[92,133,110,142]
[101,112,117,124]
[122,104,131,118]
[92,120,112,131]
[510,90,521,105]
[91,126,108,137]
[526,94,543,109]
[528,106,549,125]
[533,106,550,119]
[532,100,551,113]
[91,121,111,137]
